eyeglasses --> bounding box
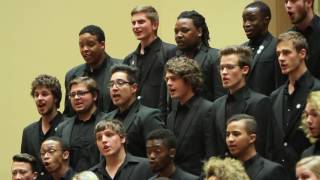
[108,79,133,88]
[218,64,240,71]
[40,148,62,157]
[69,90,91,98]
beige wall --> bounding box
[0,0,252,178]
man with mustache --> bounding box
[285,0,320,80]
[242,1,285,95]
[64,25,119,117]
[271,31,320,178]
[21,74,64,180]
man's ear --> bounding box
[169,148,176,159]
[242,65,250,75]
[62,151,70,160]
[249,133,256,144]
[32,172,38,180]
[197,27,203,37]
[299,48,307,61]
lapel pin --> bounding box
[296,104,301,109]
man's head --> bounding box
[131,5,159,42]
[94,119,126,157]
[68,76,99,114]
[226,114,257,159]
[175,10,210,51]
[276,31,308,75]
[30,74,62,116]
[109,64,138,111]
[11,153,38,180]
[219,45,251,93]
[146,129,177,174]
[165,56,203,103]
[302,91,320,139]
[40,136,70,175]
[79,25,106,67]
[285,0,314,25]
[242,1,271,39]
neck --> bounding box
[295,11,314,30]
[179,91,194,105]
[229,81,246,95]
[105,148,126,176]
[239,146,257,162]
[140,35,157,54]
[159,162,176,177]
[78,105,97,121]
[52,165,69,180]
[119,97,136,112]
[288,64,307,84]
[90,52,106,71]
[41,109,58,134]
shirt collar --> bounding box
[227,86,248,102]
[84,53,109,74]
[243,154,259,169]
[134,37,161,55]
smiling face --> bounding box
[146,139,174,173]
[33,86,57,116]
[175,18,201,51]
[95,127,125,157]
[131,12,158,43]
[242,6,268,39]
[79,33,105,67]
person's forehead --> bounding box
[41,140,60,149]
[220,54,239,64]
[12,161,32,170]
[111,71,129,80]
[70,83,88,90]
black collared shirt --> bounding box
[70,113,98,171]
[39,112,64,143]
[292,15,320,79]
[174,95,197,136]
[91,154,152,180]
[226,86,248,120]
[114,100,137,122]
[48,168,76,180]
[247,33,268,57]
[283,71,309,133]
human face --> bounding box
[226,121,255,158]
[175,18,202,51]
[95,127,125,157]
[79,33,105,66]
[305,102,320,138]
[70,83,97,114]
[242,6,268,39]
[285,0,311,24]
[296,166,318,180]
[11,162,37,180]
[131,12,158,42]
[146,139,173,173]
[165,72,193,104]
[276,40,306,75]
[40,140,68,174]
[220,54,248,93]
[109,72,137,111]
[33,86,57,116]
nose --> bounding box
[149,152,156,160]
[14,173,22,180]
[227,135,235,142]
[101,134,108,143]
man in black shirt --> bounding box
[285,0,320,79]
[64,25,119,116]
[105,64,164,157]
[21,74,64,180]
[56,77,107,171]
[242,1,285,95]
[271,31,320,178]
[40,136,75,180]
[146,129,198,180]
[226,114,288,180]
[212,45,276,159]
[165,57,216,175]
[124,5,176,108]
[90,119,153,180]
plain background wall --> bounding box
[2,0,293,178]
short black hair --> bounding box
[79,25,105,42]
[245,1,271,20]
[12,153,37,172]
[226,114,257,135]
[177,10,210,47]
[44,136,70,152]
[146,129,177,149]
[111,64,139,84]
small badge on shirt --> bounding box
[296,104,301,109]
[257,45,264,55]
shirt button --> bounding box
[283,142,288,147]
[281,159,285,163]
[40,172,45,176]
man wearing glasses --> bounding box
[55,76,108,171]
[212,45,276,160]
[105,64,164,157]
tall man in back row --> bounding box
[124,5,176,109]
[64,25,119,116]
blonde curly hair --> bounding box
[300,91,320,143]
[203,157,249,180]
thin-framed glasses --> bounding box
[108,79,133,88]
[69,90,90,98]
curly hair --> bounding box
[30,74,62,108]
[203,157,249,180]
[165,56,203,93]
[300,91,320,143]
[177,10,210,47]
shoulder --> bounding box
[259,157,288,178]
[301,145,315,158]
[123,51,136,64]
[176,168,199,180]
[65,64,86,77]
[23,120,40,132]
[137,104,161,116]
[270,84,285,98]
[213,95,227,106]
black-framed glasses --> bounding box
[218,64,240,71]
[69,90,91,98]
[108,79,133,88]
